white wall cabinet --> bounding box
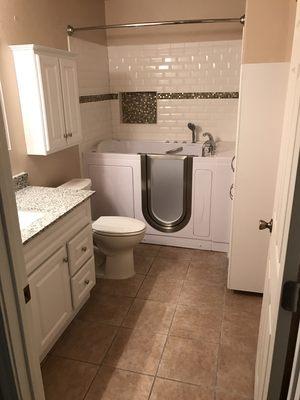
[11,44,81,155]
[24,201,95,359]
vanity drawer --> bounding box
[71,257,96,309]
[67,224,93,276]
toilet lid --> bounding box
[92,216,146,235]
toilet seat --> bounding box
[92,216,146,237]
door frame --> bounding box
[0,87,45,398]
[288,323,300,399]
[267,155,300,398]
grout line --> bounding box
[82,270,148,400]
[213,270,228,400]
[50,353,101,367]
[146,258,192,400]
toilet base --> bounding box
[104,250,135,279]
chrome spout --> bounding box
[202,132,216,156]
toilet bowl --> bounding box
[92,216,146,279]
[59,179,146,279]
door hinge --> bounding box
[281,281,300,313]
[23,284,31,304]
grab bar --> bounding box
[166,146,183,154]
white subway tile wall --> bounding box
[108,40,242,141]
[68,37,113,148]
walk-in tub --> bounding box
[84,140,234,252]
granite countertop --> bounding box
[16,186,94,245]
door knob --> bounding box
[259,219,273,233]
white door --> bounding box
[255,4,300,398]
[38,54,67,152]
[59,57,82,146]
[28,246,72,358]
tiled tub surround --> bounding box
[16,186,94,244]
[68,38,113,153]
[42,244,262,400]
[80,91,239,127]
[108,40,242,141]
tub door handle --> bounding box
[229,184,234,200]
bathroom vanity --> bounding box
[17,186,95,360]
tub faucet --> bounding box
[202,132,216,156]
[187,122,197,143]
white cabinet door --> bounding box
[38,54,67,152]
[59,58,81,146]
[28,246,72,357]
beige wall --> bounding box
[0,0,106,187]
[105,0,245,46]
[242,0,296,63]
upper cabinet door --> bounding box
[59,58,81,146]
[38,55,67,152]
[11,45,82,155]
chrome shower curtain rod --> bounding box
[66,15,245,36]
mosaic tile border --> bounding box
[121,91,157,124]
[79,93,118,103]
[157,92,239,100]
[79,91,239,103]
[13,172,29,191]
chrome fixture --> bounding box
[187,122,197,143]
[141,154,193,233]
[202,132,216,156]
[166,146,183,155]
[66,15,245,36]
[259,219,273,233]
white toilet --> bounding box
[59,178,146,279]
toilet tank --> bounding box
[59,178,92,190]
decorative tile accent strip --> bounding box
[157,92,239,100]
[13,172,29,191]
[121,92,157,124]
[79,92,238,104]
[79,93,118,103]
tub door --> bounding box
[141,154,193,233]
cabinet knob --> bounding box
[63,133,68,139]
[63,257,68,263]
[84,279,90,285]
[68,132,73,137]
[81,246,87,252]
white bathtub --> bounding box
[84,139,235,252]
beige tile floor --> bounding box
[42,244,262,400]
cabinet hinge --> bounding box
[281,281,300,313]
[23,284,31,304]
